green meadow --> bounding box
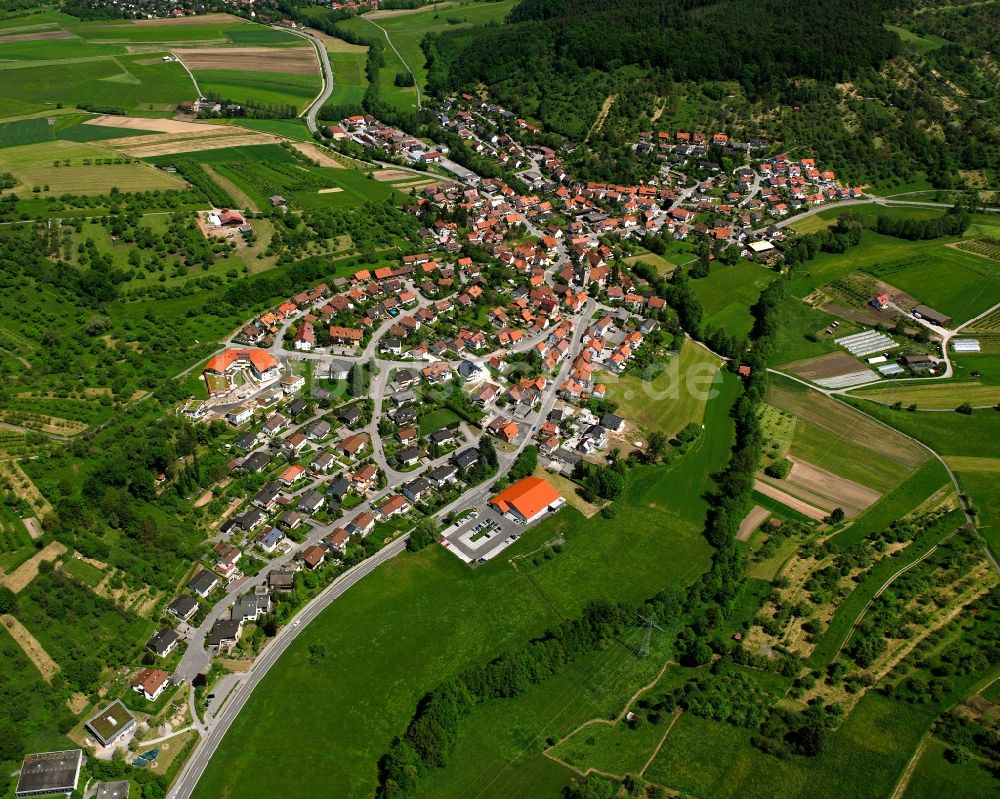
[691,259,779,338]
[191,377,736,799]
[192,69,320,111]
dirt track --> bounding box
[1,614,59,681]
[754,480,827,521]
[1,541,65,593]
[175,46,317,73]
[737,506,770,541]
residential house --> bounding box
[131,669,171,702]
[146,628,181,658]
[167,595,199,622]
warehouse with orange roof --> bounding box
[490,477,565,524]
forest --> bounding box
[424,0,899,132]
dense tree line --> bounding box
[872,206,969,240]
[779,213,864,266]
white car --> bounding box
[293,619,301,628]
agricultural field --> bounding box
[766,377,928,494]
[850,380,1000,410]
[624,251,677,276]
[0,139,186,196]
[0,12,316,119]
[191,69,321,113]
[903,737,999,799]
[191,378,738,799]
[604,339,722,439]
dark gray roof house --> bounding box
[146,628,181,658]
[451,447,479,469]
[187,570,219,598]
[326,477,351,500]
[167,595,199,621]
[268,570,295,591]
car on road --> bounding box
[293,619,301,627]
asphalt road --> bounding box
[169,535,409,799]
[283,26,334,134]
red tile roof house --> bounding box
[302,544,326,570]
[278,464,306,486]
[377,494,411,521]
[213,543,242,577]
[324,528,350,555]
[131,668,171,702]
[337,433,368,458]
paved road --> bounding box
[282,26,334,134]
[169,536,408,799]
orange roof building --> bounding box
[202,349,281,396]
[490,477,565,524]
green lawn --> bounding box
[645,694,936,799]
[690,260,779,338]
[417,406,461,436]
[0,504,34,572]
[191,377,737,799]
[65,17,261,44]
[325,41,369,108]
[885,24,949,53]
[604,338,722,438]
[60,556,106,587]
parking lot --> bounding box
[440,507,523,564]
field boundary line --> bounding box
[889,731,930,799]
[171,50,203,97]
[361,14,421,110]
[639,708,682,777]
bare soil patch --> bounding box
[786,455,881,514]
[194,490,213,508]
[175,46,317,73]
[2,541,66,593]
[290,141,343,167]
[373,168,415,182]
[0,30,73,42]
[822,301,900,327]
[133,13,245,26]
[1,614,59,681]
[737,505,770,541]
[317,187,343,194]
[85,115,223,133]
[22,517,42,540]
[67,693,89,714]
[782,351,870,382]
[753,480,827,521]
[115,131,277,158]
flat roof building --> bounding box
[15,750,83,797]
[94,781,130,799]
[85,701,136,748]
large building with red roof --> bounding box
[202,349,281,397]
[490,477,565,524]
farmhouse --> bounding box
[202,349,281,396]
[490,477,565,524]
[85,701,136,748]
[15,750,84,798]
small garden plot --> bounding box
[952,238,1000,262]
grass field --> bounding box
[604,339,722,439]
[825,459,951,553]
[0,51,195,119]
[645,693,936,799]
[1,139,185,195]
[60,556,105,587]
[191,377,738,799]
[192,69,320,112]
[885,24,949,53]
[690,260,779,338]
[625,251,677,276]
[903,736,999,799]
[323,38,369,107]
[417,407,461,436]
